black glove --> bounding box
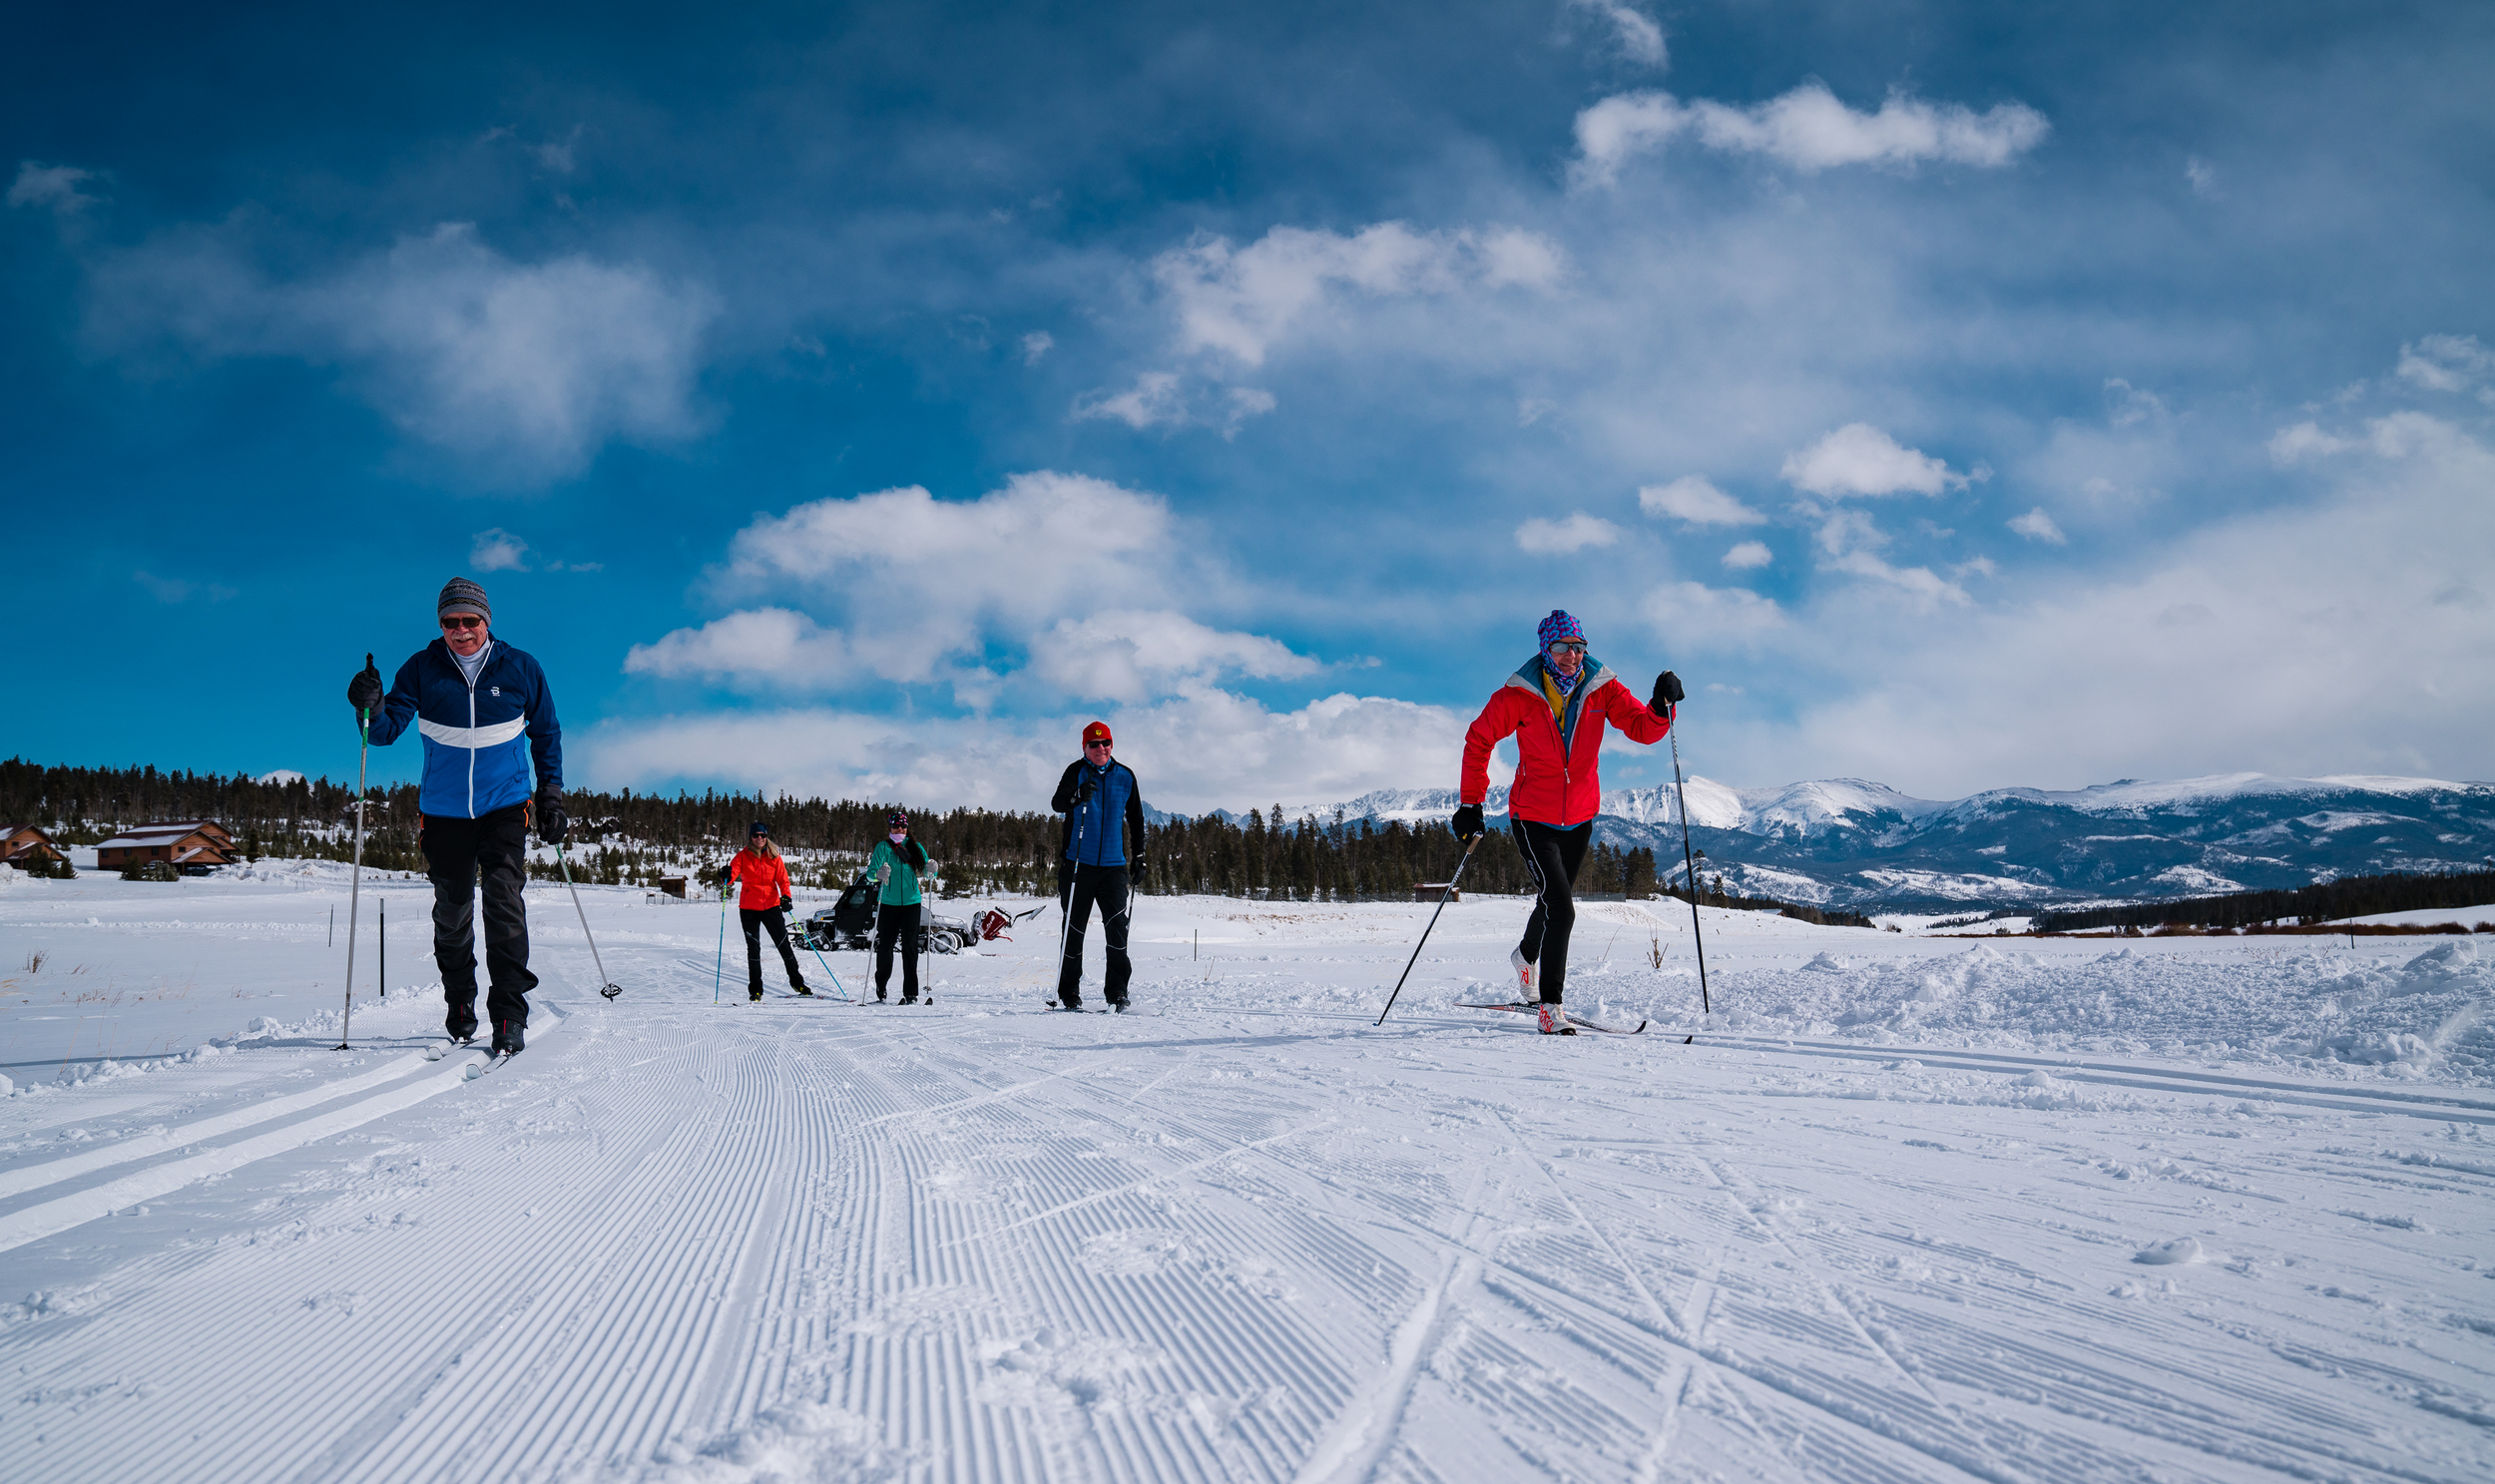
[536,795,568,846]
[1071,775,1095,806]
[347,656,383,713]
[779,895,793,913]
[1451,803,1485,841]
[1130,859,1148,889]
[1652,670,1685,711]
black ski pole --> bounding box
[1666,702,1712,1043]
[554,840,623,1000]
[1375,835,1480,1027]
[335,657,371,1052]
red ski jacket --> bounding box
[729,848,793,910]
[1460,657,1670,827]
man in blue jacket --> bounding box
[346,578,564,1056]
[1049,720,1146,1011]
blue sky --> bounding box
[5,0,2491,813]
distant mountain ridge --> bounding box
[1318,773,2495,913]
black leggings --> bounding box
[740,905,804,991]
[874,901,921,997]
[1512,817,1592,1004]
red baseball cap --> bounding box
[1082,722,1113,746]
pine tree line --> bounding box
[1,755,1860,919]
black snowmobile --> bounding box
[797,872,975,954]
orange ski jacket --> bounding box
[1460,655,1670,827]
[729,848,793,910]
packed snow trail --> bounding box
[2,877,2492,1481]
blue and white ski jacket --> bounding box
[1052,757,1143,868]
[367,639,562,819]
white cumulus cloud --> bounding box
[1722,540,1772,570]
[634,472,1307,709]
[1645,580,1787,648]
[1568,0,1666,66]
[7,162,105,216]
[2396,333,2493,394]
[85,222,716,483]
[1151,222,1563,368]
[624,608,857,690]
[1639,474,1766,526]
[1027,610,1317,703]
[577,690,1461,816]
[1573,82,2049,186]
[1515,512,1624,553]
[1074,370,1187,429]
[2007,507,2066,544]
[1781,423,1976,497]
[470,528,531,571]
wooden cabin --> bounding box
[2,824,68,870]
[95,819,238,873]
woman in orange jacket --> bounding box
[730,819,810,1002]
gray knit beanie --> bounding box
[438,577,491,625]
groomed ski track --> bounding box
[3,887,2491,1482]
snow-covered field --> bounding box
[3,866,2492,1482]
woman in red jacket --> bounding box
[730,819,810,1002]
[1454,610,1682,1035]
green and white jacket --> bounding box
[866,838,934,907]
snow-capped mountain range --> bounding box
[1320,773,2495,912]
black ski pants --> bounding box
[1057,862,1132,1007]
[874,901,921,998]
[420,803,536,1036]
[1512,817,1592,1004]
[740,905,805,993]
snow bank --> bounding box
[1642,938,2495,1084]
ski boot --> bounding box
[1537,1002,1577,1036]
[492,1020,527,1056]
[1107,996,1130,1014]
[791,982,813,996]
[1510,949,1537,1001]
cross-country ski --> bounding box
[1456,999,1650,1034]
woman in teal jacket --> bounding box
[864,809,935,1003]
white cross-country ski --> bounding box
[1455,1001,1648,1034]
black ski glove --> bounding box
[1652,670,1685,712]
[1451,803,1485,841]
[1071,774,1095,807]
[779,895,793,913]
[536,795,568,846]
[347,657,383,713]
[1130,859,1148,888]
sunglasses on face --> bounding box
[1085,740,1113,749]
[1548,641,1586,656]
[441,615,486,631]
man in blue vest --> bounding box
[1049,720,1146,1011]
[346,578,564,1056]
